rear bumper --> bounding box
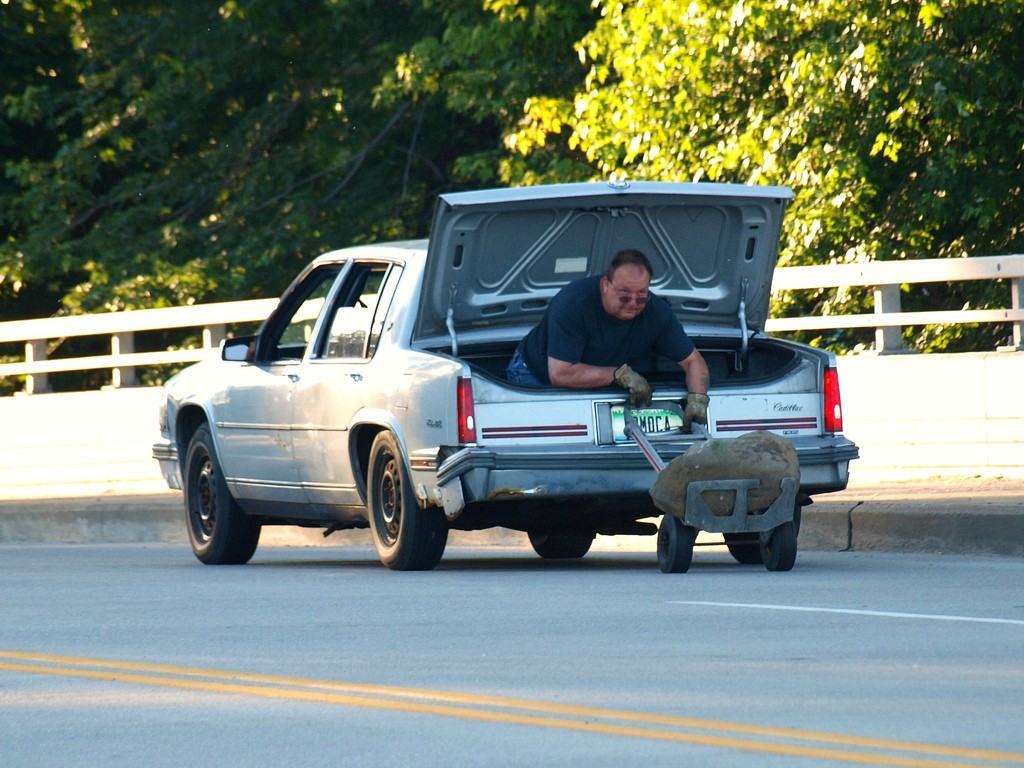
[436,436,858,513]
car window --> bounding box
[265,265,342,361]
[366,265,403,357]
[319,263,402,360]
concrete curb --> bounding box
[0,494,184,545]
[800,479,1024,557]
[1,478,1021,557]
[0,493,523,549]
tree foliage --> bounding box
[508,0,1024,350]
[1,0,589,319]
[2,0,1022,354]
[377,0,595,186]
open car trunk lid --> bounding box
[413,181,794,345]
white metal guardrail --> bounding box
[766,254,1024,353]
[0,298,278,394]
[1,255,1022,395]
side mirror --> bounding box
[221,337,255,362]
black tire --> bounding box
[367,431,448,570]
[760,521,798,572]
[657,515,697,573]
[726,499,803,565]
[183,424,261,565]
[528,530,595,559]
[724,533,763,565]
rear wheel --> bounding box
[184,425,261,564]
[726,500,802,566]
[367,431,448,570]
[528,530,595,559]
[760,521,798,571]
[657,515,697,573]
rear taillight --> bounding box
[457,377,477,444]
[823,366,844,433]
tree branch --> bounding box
[320,101,410,203]
[402,103,426,199]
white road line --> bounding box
[669,601,1024,626]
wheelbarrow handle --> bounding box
[623,410,668,473]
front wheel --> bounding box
[367,431,448,571]
[183,424,260,565]
[657,515,697,573]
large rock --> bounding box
[649,431,799,519]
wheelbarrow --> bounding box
[623,409,799,574]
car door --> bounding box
[215,263,344,507]
[291,261,403,513]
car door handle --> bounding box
[287,373,300,383]
[348,373,363,382]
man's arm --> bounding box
[547,357,616,388]
[679,348,709,394]
[550,357,652,406]
[679,349,710,428]
[549,349,708,391]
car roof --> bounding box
[311,239,429,266]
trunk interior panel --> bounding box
[452,338,802,389]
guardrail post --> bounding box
[873,284,905,354]
[24,339,50,395]
[111,332,136,388]
[203,324,226,350]
[1012,277,1023,349]
[1001,276,1024,351]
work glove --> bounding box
[683,392,710,430]
[613,364,652,407]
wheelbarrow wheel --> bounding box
[726,502,802,566]
[760,521,797,572]
[658,515,697,573]
[528,530,595,559]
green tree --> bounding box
[6,0,1021,357]
[507,0,1024,351]
[1,0,594,326]
[377,0,595,186]
[1,0,498,319]
[0,0,81,318]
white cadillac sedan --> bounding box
[153,181,858,570]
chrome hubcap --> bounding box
[378,456,401,544]
[193,456,216,542]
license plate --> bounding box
[610,404,684,443]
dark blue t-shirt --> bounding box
[520,276,695,384]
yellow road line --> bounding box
[2,649,1018,764]
[1,651,1020,767]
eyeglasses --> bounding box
[612,288,649,307]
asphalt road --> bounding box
[2,544,1023,767]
